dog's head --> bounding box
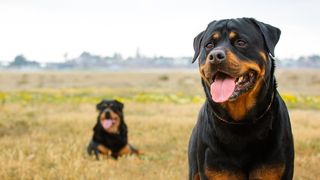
[192,18,280,121]
[95,99,125,134]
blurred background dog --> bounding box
[87,99,140,159]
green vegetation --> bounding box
[1,89,320,109]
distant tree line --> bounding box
[1,52,320,70]
[277,55,320,68]
[7,55,40,69]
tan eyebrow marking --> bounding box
[212,32,220,39]
[229,31,237,39]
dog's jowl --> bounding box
[188,18,294,180]
[87,99,140,159]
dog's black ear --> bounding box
[96,100,106,111]
[250,18,281,57]
[192,31,205,63]
[113,100,124,110]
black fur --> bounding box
[188,18,294,179]
[88,99,128,159]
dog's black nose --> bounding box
[105,111,111,119]
[208,50,226,64]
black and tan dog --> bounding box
[87,99,140,159]
[188,18,294,179]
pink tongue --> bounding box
[101,119,113,129]
[210,76,236,103]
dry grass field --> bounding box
[0,69,319,179]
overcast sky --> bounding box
[0,0,319,62]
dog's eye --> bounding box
[235,39,247,48]
[205,42,214,49]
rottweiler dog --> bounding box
[188,18,294,179]
[87,99,140,159]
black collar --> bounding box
[211,91,275,125]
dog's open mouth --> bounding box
[210,70,257,103]
[101,119,115,130]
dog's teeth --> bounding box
[238,76,243,82]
